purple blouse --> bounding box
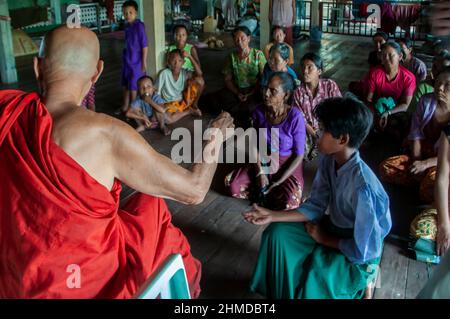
[404,56,427,83]
[252,105,306,157]
[408,93,437,141]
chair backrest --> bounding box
[135,254,191,299]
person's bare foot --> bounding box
[364,285,374,299]
[160,125,172,136]
[136,125,146,133]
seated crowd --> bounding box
[0,0,449,299]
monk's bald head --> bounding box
[39,26,100,80]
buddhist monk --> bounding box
[0,26,234,298]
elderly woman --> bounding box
[292,53,342,160]
[261,42,298,87]
[203,26,266,127]
[225,72,306,210]
[367,41,416,139]
[379,67,450,205]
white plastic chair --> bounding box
[135,254,191,299]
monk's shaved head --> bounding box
[39,26,100,80]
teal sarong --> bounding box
[250,220,380,299]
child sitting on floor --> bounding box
[167,24,202,73]
[156,49,204,116]
[244,97,392,299]
[126,76,192,135]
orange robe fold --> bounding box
[0,90,201,298]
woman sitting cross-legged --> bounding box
[366,41,416,141]
[379,67,450,205]
[200,26,266,128]
[292,52,342,160]
[225,72,306,211]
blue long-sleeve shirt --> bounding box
[299,152,392,264]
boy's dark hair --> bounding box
[373,31,389,41]
[122,0,138,11]
[168,48,184,60]
[232,26,251,38]
[173,24,189,35]
[137,75,154,87]
[315,97,373,149]
[301,52,323,71]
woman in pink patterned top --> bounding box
[292,53,342,160]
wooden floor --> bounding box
[0,32,435,299]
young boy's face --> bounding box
[273,29,286,43]
[123,5,138,23]
[138,78,155,98]
[316,125,346,155]
[174,28,188,46]
[301,59,321,84]
[168,53,184,72]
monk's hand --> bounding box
[209,112,235,142]
[305,222,326,244]
[243,204,273,225]
[409,160,429,175]
[436,223,450,256]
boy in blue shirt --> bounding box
[244,97,392,299]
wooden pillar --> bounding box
[311,0,320,28]
[0,0,17,84]
[50,0,62,25]
[260,0,270,49]
[142,0,165,78]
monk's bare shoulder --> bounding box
[50,106,147,190]
[52,106,140,148]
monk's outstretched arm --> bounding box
[111,113,234,205]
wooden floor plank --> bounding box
[374,241,409,299]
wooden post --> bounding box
[260,0,270,49]
[0,0,17,84]
[50,0,62,25]
[142,0,165,78]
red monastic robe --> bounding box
[0,90,201,298]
